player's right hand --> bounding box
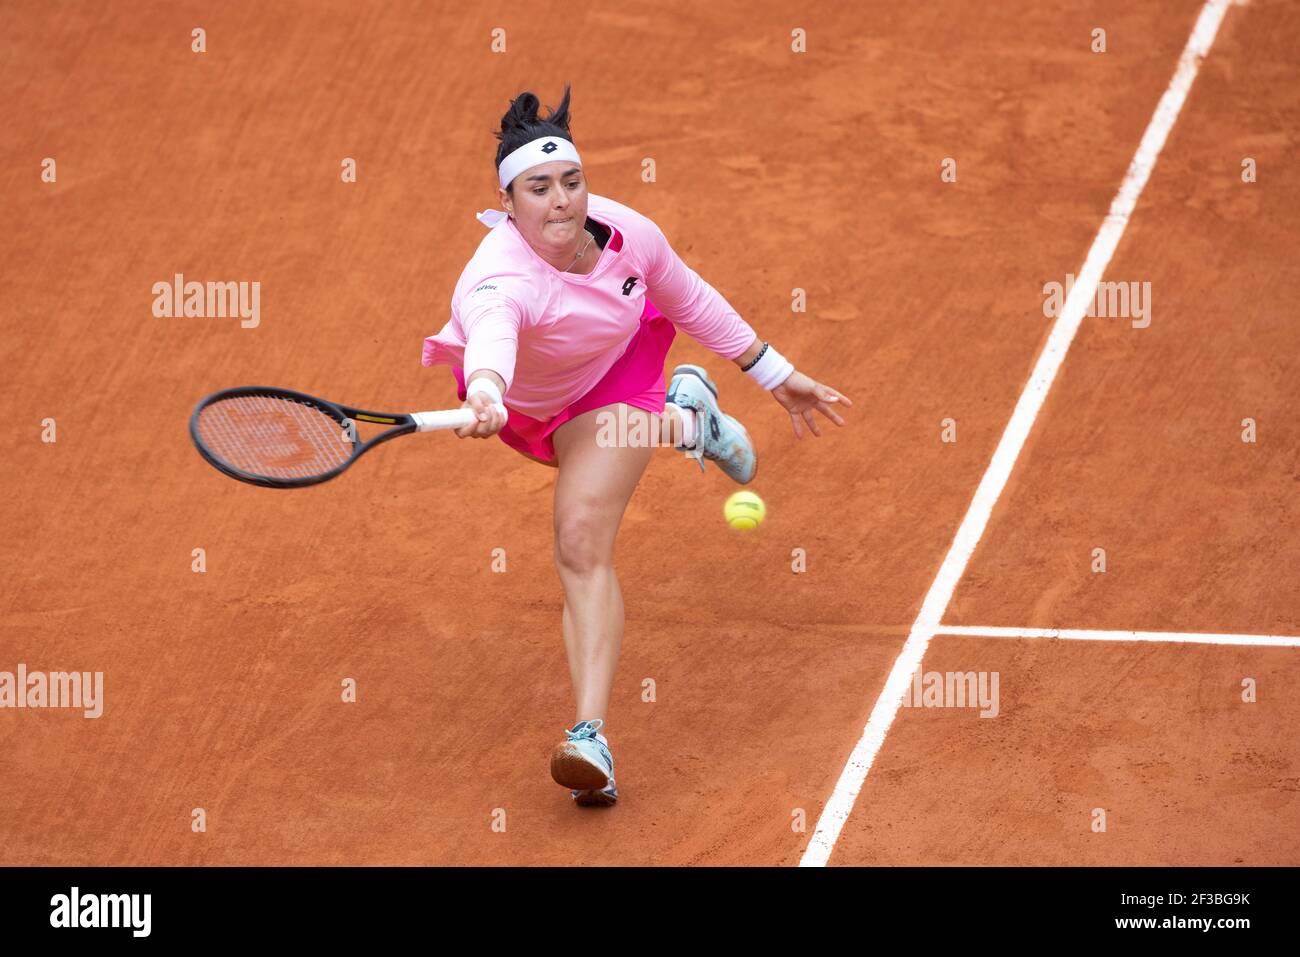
[456,390,507,439]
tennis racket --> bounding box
[189,386,506,488]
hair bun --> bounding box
[492,85,576,176]
[501,91,542,133]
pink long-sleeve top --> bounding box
[421,193,757,420]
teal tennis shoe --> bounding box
[551,719,618,806]
[666,364,757,484]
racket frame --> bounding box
[189,386,419,489]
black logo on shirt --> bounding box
[541,141,558,154]
[621,277,640,296]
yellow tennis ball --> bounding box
[724,491,766,531]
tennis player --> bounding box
[422,86,851,806]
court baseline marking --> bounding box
[937,625,1300,649]
[799,0,1236,867]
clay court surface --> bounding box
[2,0,1296,865]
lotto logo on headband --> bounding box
[496,136,583,188]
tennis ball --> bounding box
[724,491,766,531]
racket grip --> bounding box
[412,403,508,432]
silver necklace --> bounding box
[562,231,595,273]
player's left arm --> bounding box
[642,221,852,439]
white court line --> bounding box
[799,0,1235,867]
[936,625,1300,648]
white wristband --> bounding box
[465,375,504,406]
[744,344,795,390]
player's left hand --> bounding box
[770,371,852,439]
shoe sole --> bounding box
[725,413,757,484]
[550,744,611,791]
[572,787,618,807]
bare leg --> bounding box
[516,447,559,468]
[510,405,686,471]
[551,404,655,725]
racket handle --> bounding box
[411,403,508,432]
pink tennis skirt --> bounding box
[452,298,677,463]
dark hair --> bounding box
[493,85,574,192]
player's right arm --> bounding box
[454,289,520,440]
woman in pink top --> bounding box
[423,87,851,806]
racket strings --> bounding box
[196,394,354,480]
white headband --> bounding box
[496,136,582,189]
